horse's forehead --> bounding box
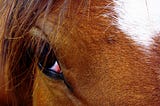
[39,0,160,49]
[113,0,160,48]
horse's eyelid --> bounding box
[38,63,73,92]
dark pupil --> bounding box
[39,42,56,69]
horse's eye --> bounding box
[37,42,73,91]
[38,61,63,80]
[38,42,63,79]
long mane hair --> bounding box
[0,0,56,105]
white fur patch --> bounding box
[113,0,160,47]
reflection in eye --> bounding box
[38,61,63,80]
[50,61,61,73]
[37,42,73,91]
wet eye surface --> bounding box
[38,42,73,91]
[38,42,57,69]
[38,42,62,79]
[38,61,63,80]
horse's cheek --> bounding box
[33,68,74,106]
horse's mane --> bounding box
[0,0,93,105]
[0,0,56,105]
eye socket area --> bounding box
[38,42,62,78]
[37,42,73,91]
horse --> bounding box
[0,0,160,105]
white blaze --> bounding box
[114,0,160,47]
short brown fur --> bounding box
[0,0,160,106]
